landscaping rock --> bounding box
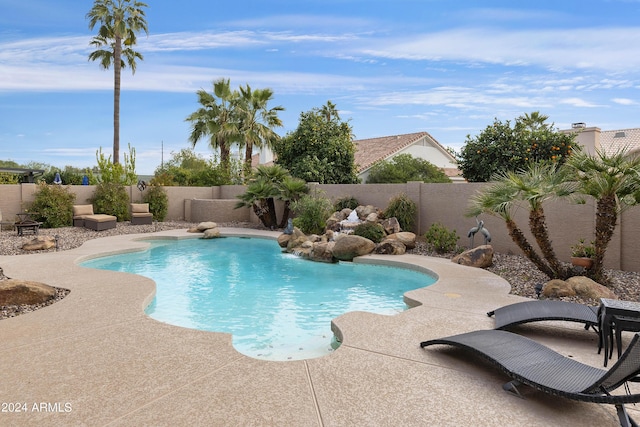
[452,245,494,268]
[0,280,57,305]
[542,276,618,300]
[22,236,56,251]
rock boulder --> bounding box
[332,235,376,261]
[452,245,494,268]
[0,280,57,305]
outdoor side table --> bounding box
[599,298,640,366]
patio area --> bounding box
[0,228,637,426]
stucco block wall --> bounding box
[1,182,639,272]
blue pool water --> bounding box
[81,237,436,360]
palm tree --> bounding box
[236,85,284,179]
[87,0,148,165]
[468,162,578,280]
[235,165,305,229]
[566,148,640,282]
[185,79,240,169]
[277,177,308,228]
[319,100,339,122]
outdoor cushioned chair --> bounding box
[421,329,640,427]
[72,204,95,227]
[72,205,117,230]
[487,300,599,332]
[130,203,153,225]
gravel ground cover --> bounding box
[1,222,639,320]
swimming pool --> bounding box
[81,237,436,360]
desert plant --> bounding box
[91,182,130,221]
[571,238,596,258]
[353,222,386,243]
[143,185,168,222]
[290,191,334,235]
[334,196,359,211]
[384,193,417,231]
[29,183,76,228]
[424,222,459,254]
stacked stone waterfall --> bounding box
[277,205,416,263]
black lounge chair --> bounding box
[421,329,640,427]
[487,300,599,332]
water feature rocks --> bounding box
[332,235,377,261]
[381,217,401,235]
[0,280,57,305]
[375,239,406,255]
[452,245,494,268]
[385,232,416,249]
[202,227,221,239]
[197,222,218,231]
[310,242,336,263]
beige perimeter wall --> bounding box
[1,182,638,272]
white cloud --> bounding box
[612,98,637,105]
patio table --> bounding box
[599,298,640,366]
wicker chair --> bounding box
[130,203,153,225]
[421,329,640,427]
[487,300,599,332]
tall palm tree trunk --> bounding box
[506,219,555,279]
[592,195,617,282]
[529,208,569,279]
[113,36,122,164]
[244,142,253,180]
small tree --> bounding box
[273,101,359,184]
[235,165,307,229]
[366,154,450,183]
[143,184,168,221]
[290,190,334,235]
[457,112,575,182]
[30,183,76,228]
[384,193,417,231]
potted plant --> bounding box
[570,238,595,269]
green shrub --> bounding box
[334,196,359,211]
[291,192,334,235]
[91,182,130,221]
[384,193,417,231]
[353,222,386,243]
[29,183,76,228]
[424,222,459,254]
[143,185,169,222]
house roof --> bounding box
[601,128,640,155]
[354,131,455,173]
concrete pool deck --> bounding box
[0,228,637,426]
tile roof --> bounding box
[354,131,454,172]
[601,128,640,155]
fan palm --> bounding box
[185,79,240,169]
[87,0,148,164]
[236,85,284,179]
[468,162,578,279]
[566,148,640,282]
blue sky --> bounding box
[2,0,640,174]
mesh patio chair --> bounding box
[421,329,640,427]
[487,300,599,332]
